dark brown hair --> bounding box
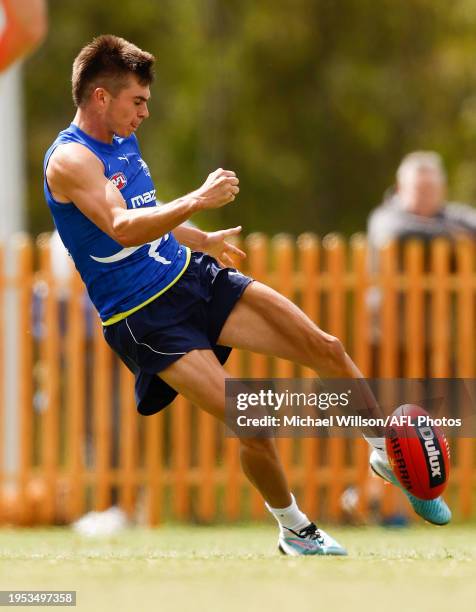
[72,35,155,107]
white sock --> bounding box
[364,436,388,463]
[265,494,310,533]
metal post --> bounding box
[0,64,26,477]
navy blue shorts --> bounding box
[103,252,253,415]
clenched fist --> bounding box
[193,168,240,210]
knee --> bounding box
[326,335,346,364]
[309,333,347,375]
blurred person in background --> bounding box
[366,152,476,378]
[0,0,47,71]
[367,151,476,272]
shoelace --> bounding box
[285,522,324,543]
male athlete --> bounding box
[0,0,47,71]
[44,35,450,556]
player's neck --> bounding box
[72,109,115,144]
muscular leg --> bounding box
[159,281,447,533]
[219,281,363,377]
[159,349,291,508]
[218,281,384,429]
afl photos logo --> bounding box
[109,172,127,190]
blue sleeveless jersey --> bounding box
[44,124,190,324]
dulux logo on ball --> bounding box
[417,426,445,485]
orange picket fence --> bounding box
[0,232,474,526]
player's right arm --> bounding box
[46,143,239,247]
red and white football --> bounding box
[385,404,450,500]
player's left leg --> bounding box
[159,349,291,508]
[159,348,347,555]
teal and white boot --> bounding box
[278,522,348,556]
[370,450,451,526]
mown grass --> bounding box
[0,525,474,612]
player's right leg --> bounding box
[369,450,451,525]
[218,280,386,447]
[159,348,347,556]
[217,281,451,525]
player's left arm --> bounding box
[0,0,48,71]
[173,224,246,267]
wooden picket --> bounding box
[223,350,242,521]
[17,235,34,525]
[455,239,475,518]
[431,240,451,377]
[405,241,424,377]
[93,317,113,511]
[324,234,346,521]
[118,363,137,519]
[246,233,269,520]
[298,233,320,519]
[273,234,294,510]
[38,235,61,524]
[145,411,162,525]
[172,395,190,520]
[65,261,87,521]
[0,233,475,526]
[350,235,373,518]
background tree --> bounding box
[25,0,476,236]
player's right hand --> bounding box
[194,168,240,209]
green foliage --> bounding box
[25,0,476,235]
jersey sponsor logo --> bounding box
[90,234,172,265]
[109,171,128,190]
[130,189,156,209]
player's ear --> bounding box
[93,87,109,108]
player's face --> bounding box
[105,76,151,138]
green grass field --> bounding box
[0,525,475,612]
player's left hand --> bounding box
[202,226,246,268]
